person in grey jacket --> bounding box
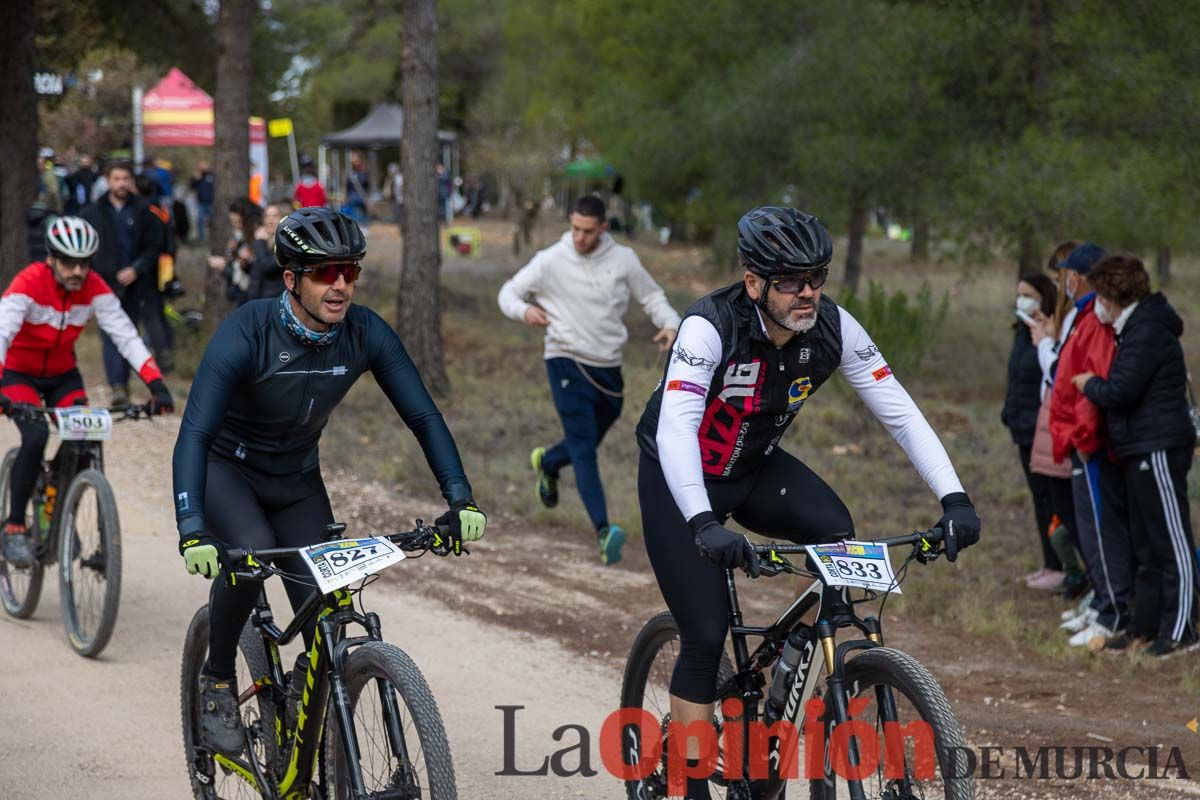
[497,195,681,565]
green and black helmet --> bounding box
[274,207,366,269]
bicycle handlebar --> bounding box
[748,526,946,578]
[224,522,453,567]
[6,402,157,423]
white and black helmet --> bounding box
[45,216,100,259]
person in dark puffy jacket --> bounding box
[1003,273,1062,586]
[1074,254,1197,657]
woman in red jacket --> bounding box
[1049,243,1132,647]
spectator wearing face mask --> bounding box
[1049,243,1134,648]
[1026,242,1088,601]
[1003,272,1064,589]
[1072,255,1197,657]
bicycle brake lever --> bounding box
[914,535,942,565]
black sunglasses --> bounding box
[769,267,829,294]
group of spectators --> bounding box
[207,198,287,306]
[1002,242,1197,658]
[33,156,180,406]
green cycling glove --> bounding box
[179,535,224,579]
[436,502,487,556]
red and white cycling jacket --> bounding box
[0,262,162,383]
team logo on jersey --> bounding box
[856,344,880,362]
[787,377,812,410]
[872,365,893,381]
[798,347,811,364]
[279,351,291,363]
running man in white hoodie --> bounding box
[498,195,682,565]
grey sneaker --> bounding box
[198,674,245,756]
[2,527,34,568]
[109,384,130,412]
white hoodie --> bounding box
[497,231,682,367]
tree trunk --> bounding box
[0,0,38,283]
[1016,222,1038,276]
[1155,244,1171,287]
[843,187,868,294]
[209,0,254,313]
[910,214,930,262]
[397,0,449,396]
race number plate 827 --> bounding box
[299,537,406,594]
[803,540,900,593]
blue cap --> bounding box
[1059,243,1105,275]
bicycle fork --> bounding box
[817,615,910,800]
[326,611,416,800]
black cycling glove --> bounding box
[435,500,486,556]
[148,379,175,415]
[689,512,760,577]
[937,491,981,563]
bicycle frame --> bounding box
[717,565,895,800]
[209,576,414,800]
[32,439,102,563]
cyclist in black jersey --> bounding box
[171,207,486,756]
[635,206,981,800]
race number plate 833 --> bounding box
[299,537,406,594]
[803,540,900,593]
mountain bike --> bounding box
[181,520,460,800]
[0,402,155,657]
[621,527,974,800]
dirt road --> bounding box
[0,417,627,800]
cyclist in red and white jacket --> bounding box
[0,216,173,567]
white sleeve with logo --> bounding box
[837,307,964,499]
[656,315,722,521]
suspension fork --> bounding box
[364,611,413,768]
[324,614,370,800]
[817,619,869,800]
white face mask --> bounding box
[1015,296,1038,316]
[1094,299,1113,325]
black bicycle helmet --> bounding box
[275,207,366,269]
[736,206,833,276]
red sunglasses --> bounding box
[297,262,361,285]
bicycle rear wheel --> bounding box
[0,447,44,619]
[58,469,121,657]
[619,612,736,800]
[810,647,974,800]
[323,641,456,800]
[181,605,281,799]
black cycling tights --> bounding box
[638,448,853,705]
[2,369,87,526]
[204,458,334,679]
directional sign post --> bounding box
[269,117,300,186]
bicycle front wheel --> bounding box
[0,447,44,619]
[811,647,974,800]
[323,641,456,800]
[58,468,122,657]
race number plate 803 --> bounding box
[803,540,900,593]
[299,537,406,594]
[54,407,113,441]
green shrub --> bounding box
[838,281,949,378]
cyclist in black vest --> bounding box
[171,207,486,756]
[635,207,980,800]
